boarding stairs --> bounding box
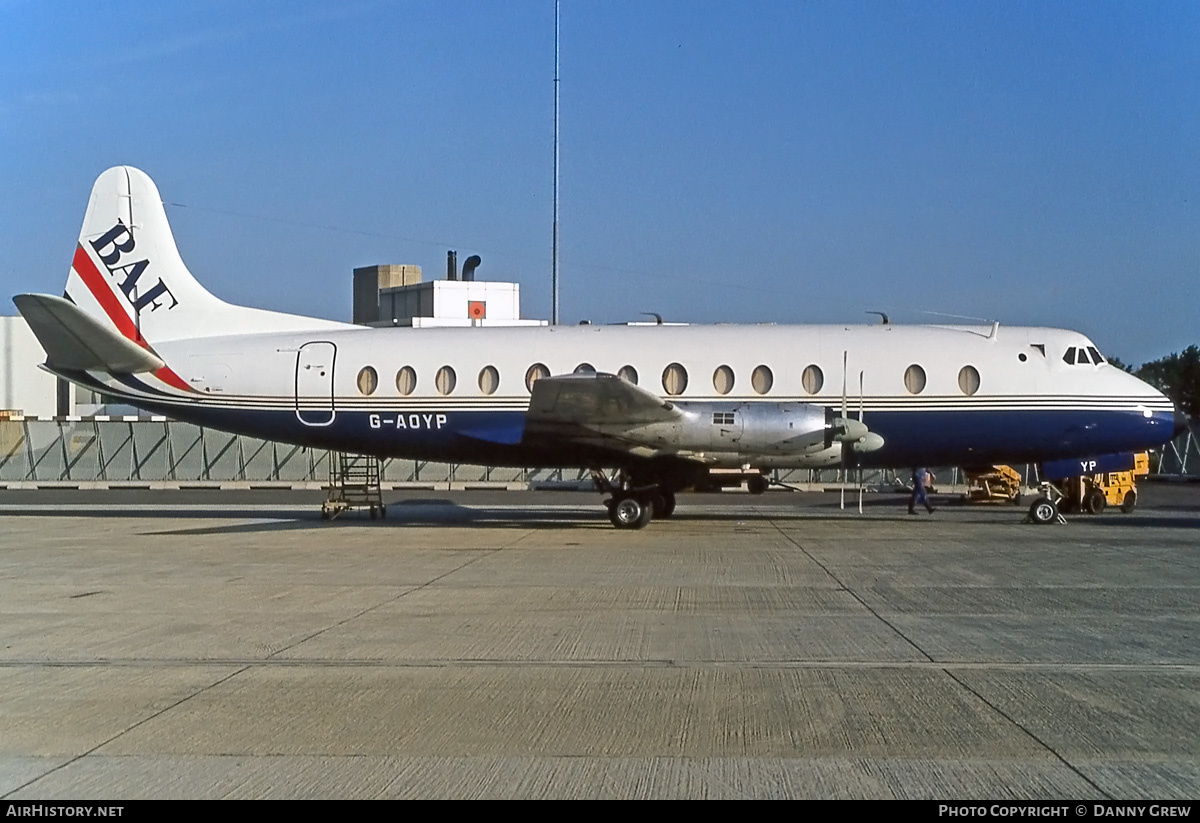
[322,452,385,520]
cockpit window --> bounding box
[1063,346,1105,366]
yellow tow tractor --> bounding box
[1056,452,1148,514]
[963,465,1024,505]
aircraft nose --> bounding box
[1174,410,1191,439]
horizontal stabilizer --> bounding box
[528,372,680,426]
[13,293,165,373]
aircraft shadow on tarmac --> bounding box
[5,494,1196,534]
[136,507,1197,537]
[138,515,1200,542]
[122,499,963,536]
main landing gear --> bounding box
[592,469,678,530]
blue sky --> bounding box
[2,0,1196,364]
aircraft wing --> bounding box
[527,372,680,427]
[523,372,684,455]
[520,374,691,458]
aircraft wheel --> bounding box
[1011,492,1023,506]
[380,505,388,519]
[369,506,378,520]
[609,495,654,529]
[1120,490,1137,513]
[655,490,677,519]
[1085,490,1107,514]
[746,475,769,495]
[1058,497,1076,514]
[1029,497,1058,525]
[635,498,655,528]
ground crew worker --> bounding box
[909,467,936,514]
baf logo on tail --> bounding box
[89,221,178,315]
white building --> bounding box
[355,262,546,329]
[375,280,545,328]
[0,315,73,418]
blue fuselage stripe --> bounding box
[112,398,1177,469]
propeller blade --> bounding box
[858,371,865,514]
[840,351,848,510]
[841,351,848,420]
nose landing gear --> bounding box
[1025,482,1068,525]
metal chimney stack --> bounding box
[462,255,481,282]
[447,250,458,280]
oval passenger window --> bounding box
[478,365,499,395]
[357,366,378,396]
[396,366,416,395]
[958,365,980,396]
[713,365,734,395]
[662,363,688,396]
[904,364,926,394]
[751,365,773,395]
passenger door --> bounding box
[295,341,336,426]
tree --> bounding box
[1133,346,1200,417]
[1105,355,1134,374]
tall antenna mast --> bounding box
[552,0,560,325]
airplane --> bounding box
[13,166,1186,528]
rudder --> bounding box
[64,166,348,345]
[66,166,228,344]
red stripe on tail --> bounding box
[71,244,194,393]
[72,245,142,343]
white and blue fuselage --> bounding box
[15,166,1184,528]
[81,320,1176,471]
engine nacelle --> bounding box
[725,402,830,454]
[626,401,836,457]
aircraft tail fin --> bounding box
[62,166,348,345]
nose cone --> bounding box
[849,432,885,455]
[1175,410,1191,439]
[830,417,868,442]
